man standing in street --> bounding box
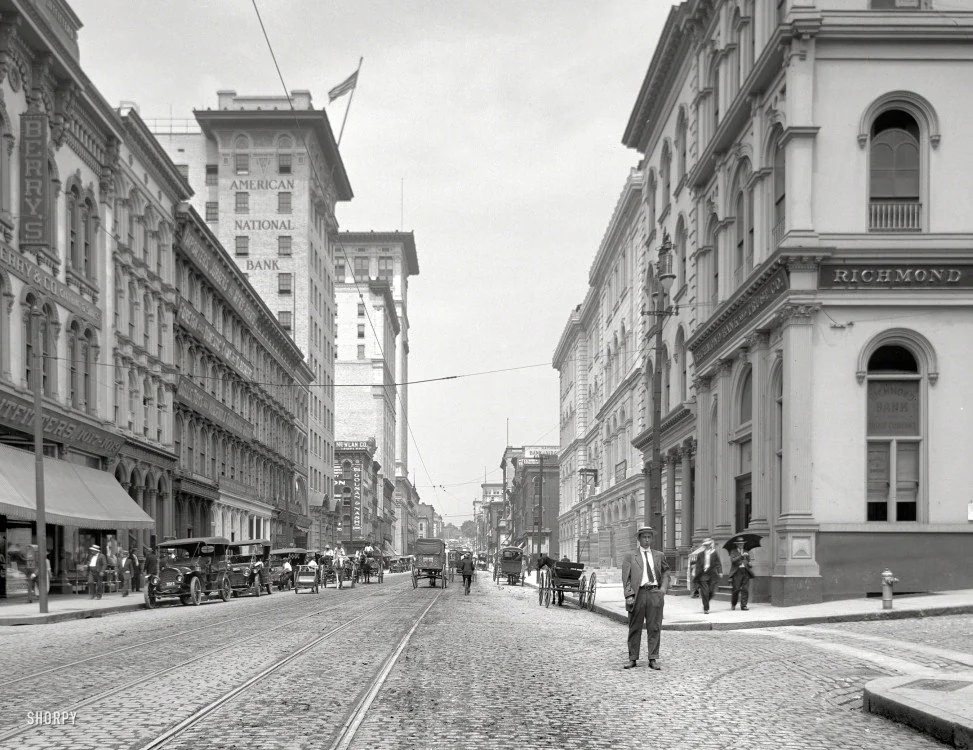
[118,550,135,597]
[729,539,753,611]
[143,545,158,590]
[459,552,475,595]
[693,538,722,614]
[87,544,106,599]
[621,526,670,670]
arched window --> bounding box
[143,292,152,350]
[772,134,786,247]
[645,171,657,228]
[675,216,687,291]
[660,141,672,208]
[707,214,720,309]
[66,185,80,272]
[128,281,137,340]
[128,370,138,431]
[739,368,753,427]
[68,321,80,408]
[661,345,670,415]
[710,58,721,137]
[675,327,687,403]
[866,343,921,522]
[143,377,153,437]
[732,162,754,287]
[676,109,688,182]
[156,386,165,443]
[869,109,920,231]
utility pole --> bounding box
[32,307,48,614]
[536,453,544,559]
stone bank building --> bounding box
[557,0,973,605]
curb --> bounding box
[0,601,146,626]
[863,673,973,748]
[519,579,973,631]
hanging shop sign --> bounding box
[691,267,789,367]
[819,264,973,289]
[20,113,51,250]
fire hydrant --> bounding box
[881,568,899,610]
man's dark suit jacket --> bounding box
[621,547,670,599]
[693,548,722,581]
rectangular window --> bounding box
[205,164,218,186]
[357,303,365,317]
[334,260,345,282]
[278,153,292,174]
[278,273,293,295]
[278,192,292,214]
[205,202,218,222]
[234,236,249,256]
[357,345,366,359]
[235,153,249,175]
[278,236,292,256]
[378,257,394,282]
[354,256,370,279]
[357,324,365,339]
[278,311,292,330]
[235,192,249,214]
[175,164,189,179]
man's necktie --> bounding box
[644,550,656,585]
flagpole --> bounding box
[337,57,363,148]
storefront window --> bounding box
[866,344,920,522]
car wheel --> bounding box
[144,586,157,609]
[188,576,202,606]
[219,576,231,602]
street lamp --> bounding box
[644,231,677,541]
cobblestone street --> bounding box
[2,573,970,749]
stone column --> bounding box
[693,374,714,540]
[772,304,822,604]
[715,358,735,536]
[664,451,677,553]
[680,440,695,549]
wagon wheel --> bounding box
[412,568,418,589]
[587,573,597,611]
[578,575,587,609]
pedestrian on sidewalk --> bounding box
[621,526,670,671]
[118,550,135,597]
[693,538,721,615]
[87,545,106,599]
[143,545,158,589]
[459,552,475,595]
[687,544,705,598]
[131,549,141,592]
[729,539,753,611]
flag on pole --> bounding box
[328,70,359,102]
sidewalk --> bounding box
[520,571,973,631]
[0,593,145,626]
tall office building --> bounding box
[153,90,352,543]
[335,231,418,553]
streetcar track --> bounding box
[0,583,400,744]
[9,581,395,686]
[136,588,427,750]
[329,589,444,750]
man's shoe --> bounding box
[703,609,709,614]
[741,606,749,611]
[623,660,639,669]
[731,605,736,610]
[648,660,661,671]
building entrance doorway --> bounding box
[735,474,752,533]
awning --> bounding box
[0,443,155,530]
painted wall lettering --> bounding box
[20,113,51,249]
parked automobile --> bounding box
[144,537,233,608]
[227,539,272,597]
[269,548,309,590]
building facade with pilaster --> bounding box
[173,205,312,546]
[621,0,973,604]
[152,90,352,550]
[554,170,651,568]
[335,231,419,554]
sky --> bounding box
[71,0,673,525]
